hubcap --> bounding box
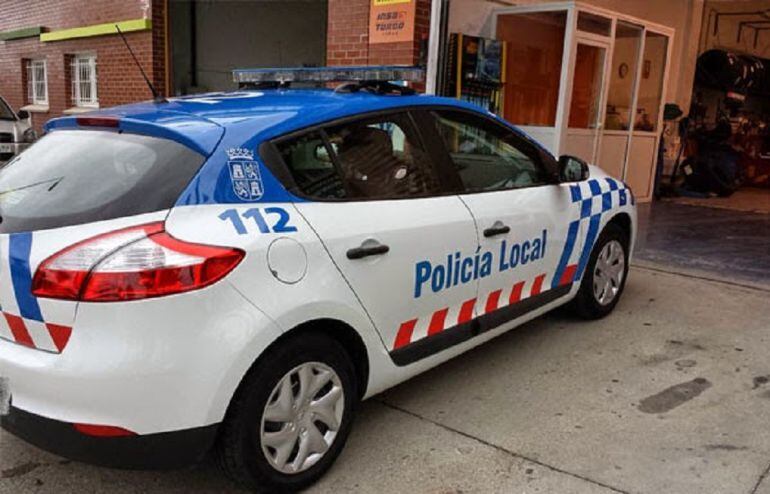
[260,362,344,475]
[593,240,625,306]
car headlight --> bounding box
[22,128,37,144]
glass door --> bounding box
[625,30,669,199]
[598,21,643,180]
[563,38,610,164]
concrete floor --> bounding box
[635,201,770,290]
[1,202,769,493]
[663,188,770,215]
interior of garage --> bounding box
[168,0,328,95]
[673,1,770,211]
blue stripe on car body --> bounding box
[9,233,44,322]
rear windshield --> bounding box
[0,130,206,233]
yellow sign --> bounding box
[369,0,416,44]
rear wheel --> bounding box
[571,223,629,319]
[216,332,357,492]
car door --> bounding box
[271,110,479,365]
[423,108,583,331]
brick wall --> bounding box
[0,0,166,133]
[327,0,431,81]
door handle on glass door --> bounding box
[346,240,390,260]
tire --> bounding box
[570,223,630,319]
[216,332,358,492]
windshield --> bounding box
[0,99,15,120]
[0,130,206,233]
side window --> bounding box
[275,131,347,199]
[275,113,441,200]
[432,110,549,192]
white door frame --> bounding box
[564,35,612,164]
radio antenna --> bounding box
[114,24,167,103]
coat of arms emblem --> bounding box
[227,148,264,201]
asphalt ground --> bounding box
[1,265,769,493]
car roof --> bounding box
[47,89,491,146]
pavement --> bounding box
[2,265,770,493]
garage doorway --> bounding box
[169,0,328,95]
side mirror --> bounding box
[17,110,30,120]
[558,155,589,182]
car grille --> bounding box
[0,133,13,143]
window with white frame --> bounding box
[26,59,48,105]
[71,54,98,107]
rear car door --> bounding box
[271,110,479,365]
[424,109,582,331]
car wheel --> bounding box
[571,223,629,319]
[216,332,357,492]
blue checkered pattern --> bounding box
[554,178,633,286]
[570,177,633,219]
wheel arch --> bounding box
[226,317,371,409]
[286,318,370,400]
[605,211,632,247]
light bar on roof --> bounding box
[232,66,424,84]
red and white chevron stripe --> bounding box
[0,311,72,353]
[393,268,576,352]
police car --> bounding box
[0,67,635,492]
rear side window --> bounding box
[274,131,347,199]
[275,113,441,200]
[0,130,205,233]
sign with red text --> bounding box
[369,0,416,44]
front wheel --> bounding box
[216,332,357,492]
[570,223,629,319]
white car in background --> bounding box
[0,96,36,163]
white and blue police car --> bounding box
[0,67,635,492]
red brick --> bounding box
[0,0,166,132]
[326,0,430,89]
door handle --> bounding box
[346,241,390,260]
[483,222,510,238]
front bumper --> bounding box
[1,405,218,469]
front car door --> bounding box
[423,108,585,331]
[271,110,479,365]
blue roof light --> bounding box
[232,66,424,85]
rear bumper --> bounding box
[1,405,218,469]
[0,280,283,435]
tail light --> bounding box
[76,116,120,128]
[32,222,244,302]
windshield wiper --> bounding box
[0,177,65,196]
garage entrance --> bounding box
[168,0,328,95]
